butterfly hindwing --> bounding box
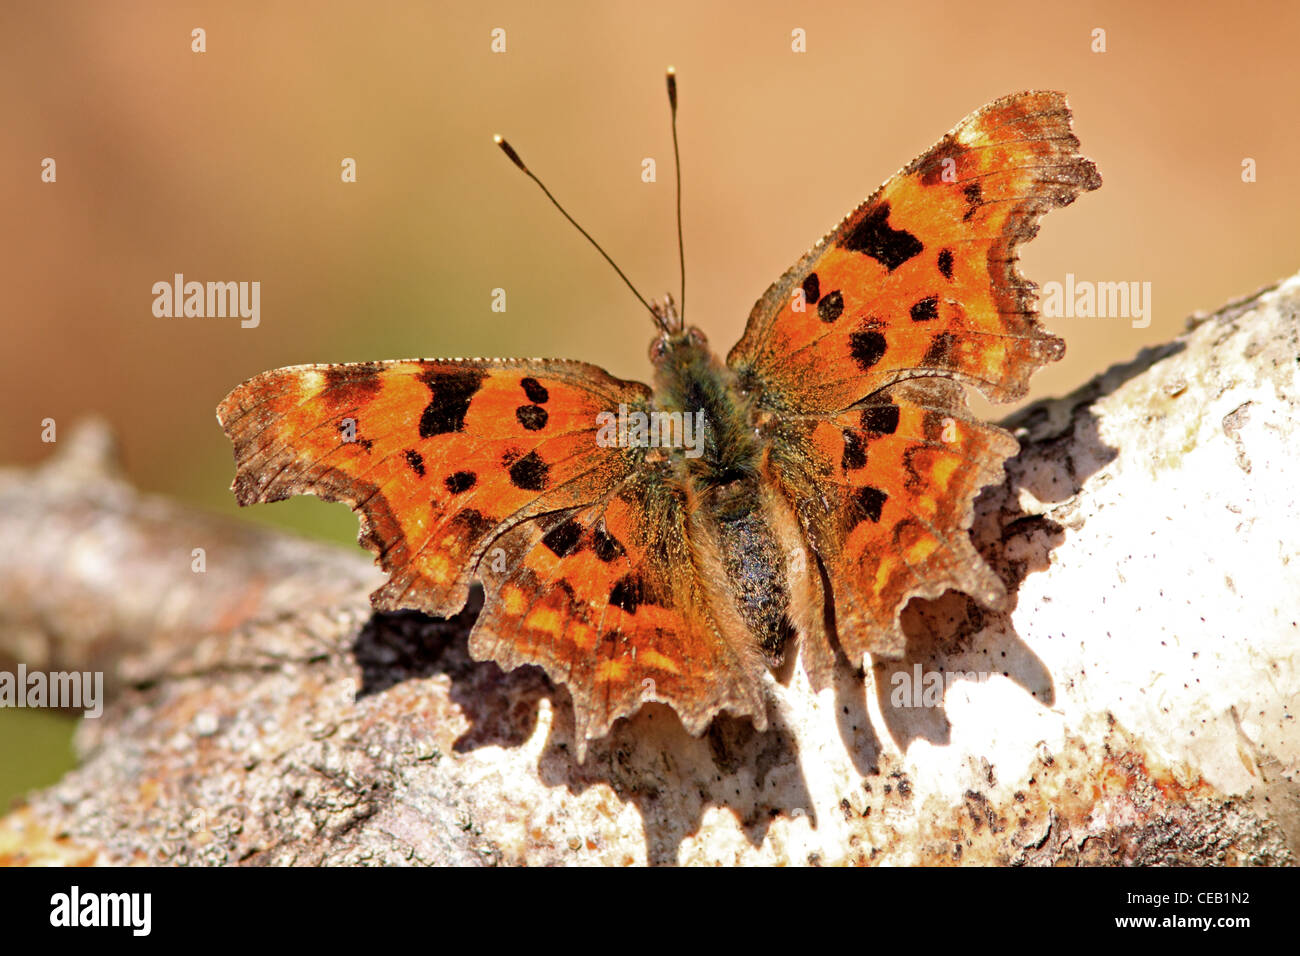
[765,377,1018,669]
[473,477,767,759]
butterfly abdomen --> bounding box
[699,477,797,666]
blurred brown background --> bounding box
[3,0,1298,806]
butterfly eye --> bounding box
[648,337,672,364]
[686,327,708,348]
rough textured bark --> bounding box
[1,275,1298,866]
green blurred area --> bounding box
[0,710,77,812]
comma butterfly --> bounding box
[217,79,1100,760]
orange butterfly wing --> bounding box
[729,91,1100,669]
[764,377,1019,664]
[472,482,765,757]
[218,360,765,757]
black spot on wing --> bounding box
[542,518,583,557]
[445,470,477,494]
[841,430,867,471]
[418,368,486,437]
[910,296,939,322]
[861,403,900,436]
[937,248,954,281]
[840,202,923,272]
[520,377,549,404]
[609,575,645,614]
[507,450,550,491]
[590,526,625,562]
[817,290,844,323]
[404,449,426,477]
[849,330,888,371]
[515,404,548,431]
[801,273,821,305]
[852,486,888,524]
[962,180,983,221]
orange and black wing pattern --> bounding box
[472,476,766,759]
[218,359,766,756]
[765,377,1018,665]
[219,359,646,616]
[731,92,1099,668]
[729,90,1100,410]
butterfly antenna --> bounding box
[493,134,663,327]
[667,66,685,326]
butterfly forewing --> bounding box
[218,359,649,615]
[729,90,1101,411]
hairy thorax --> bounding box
[651,330,807,665]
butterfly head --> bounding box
[648,323,709,368]
[648,293,710,367]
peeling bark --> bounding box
[1,275,1298,866]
